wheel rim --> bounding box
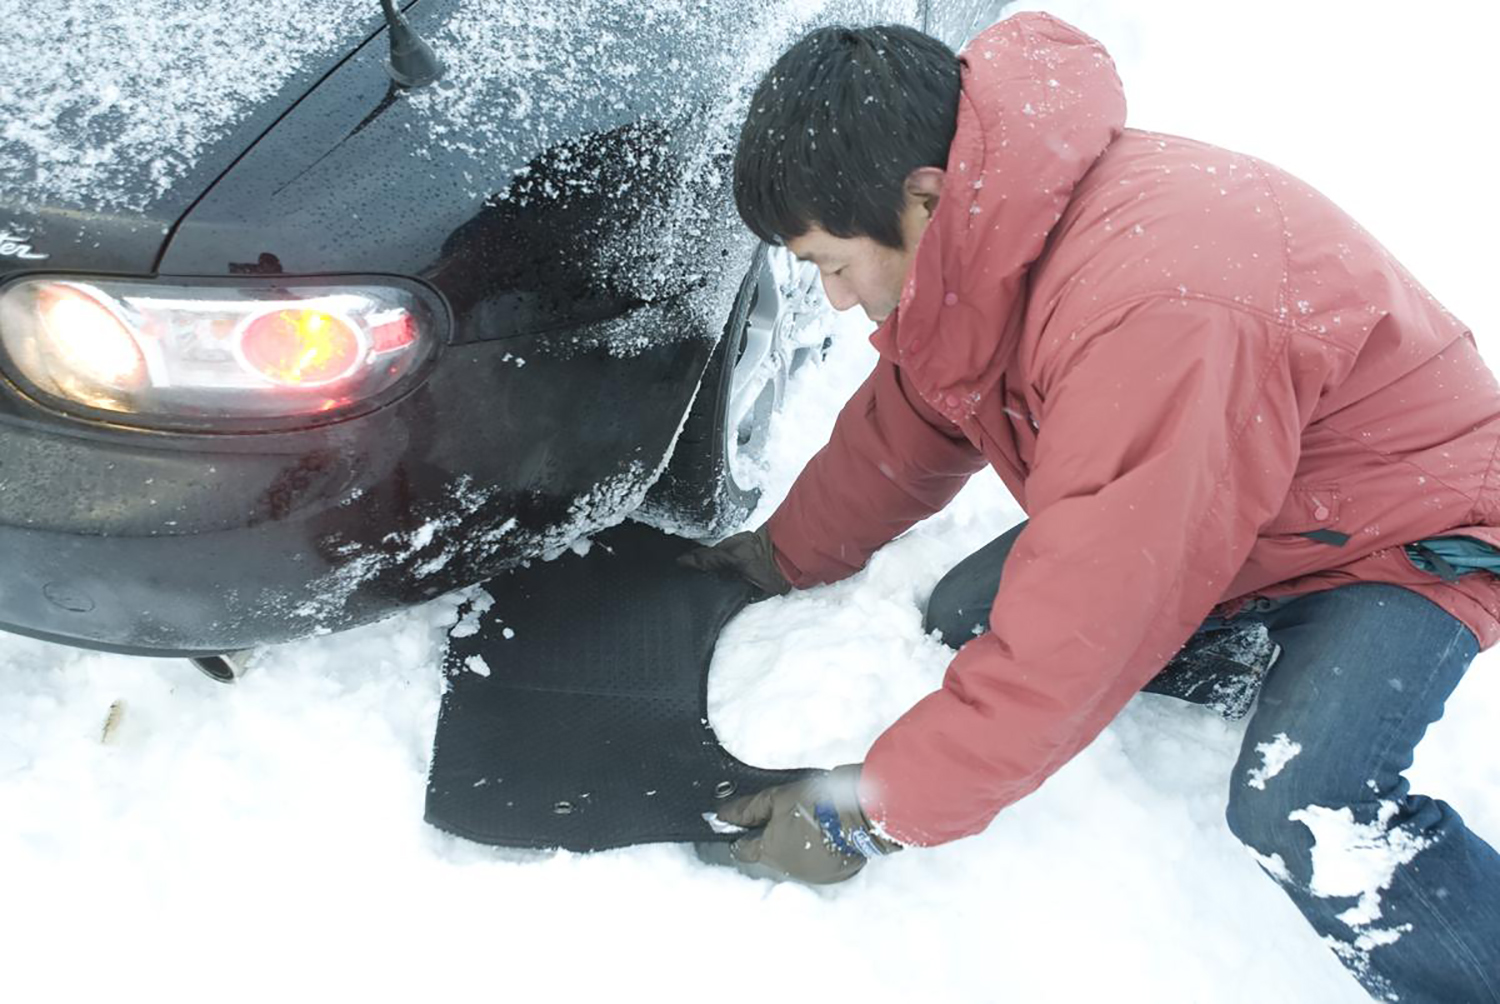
[723,246,828,486]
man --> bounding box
[680,12,1500,1003]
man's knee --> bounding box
[1225,762,1382,880]
[1225,784,1280,851]
[921,520,1027,648]
[1225,783,1312,875]
[922,578,987,648]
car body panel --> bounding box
[0,0,1020,657]
[0,298,706,653]
[0,2,389,277]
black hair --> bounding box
[733,24,961,250]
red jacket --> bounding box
[765,13,1500,847]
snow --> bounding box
[1246,846,1293,885]
[2,2,1498,1003]
[703,811,748,835]
[401,0,920,361]
[1289,801,1430,929]
[1288,801,1432,971]
[0,1,376,212]
[1246,732,1302,791]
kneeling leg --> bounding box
[1224,584,1500,1003]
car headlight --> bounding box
[0,276,439,428]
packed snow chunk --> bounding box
[701,812,747,836]
[463,654,491,678]
[448,589,496,640]
[1246,733,1302,790]
[408,522,440,553]
[1288,802,1431,929]
[1351,924,1413,953]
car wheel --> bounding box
[643,242,832,538]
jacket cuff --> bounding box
[854,764,915,849]
[762,516,814,589]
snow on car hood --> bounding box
[403,0,832,164]
[399,0,920,195]
[0,0,381,215]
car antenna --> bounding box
[380,0,444,88]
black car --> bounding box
[0,0,1006,677]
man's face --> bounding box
[784,177,941,323]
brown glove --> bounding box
[676,523,792,597]
[711,765,901,885]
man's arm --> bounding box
[766,356,987,587]
[861,300,1321,846]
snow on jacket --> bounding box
[763,12,1500,847]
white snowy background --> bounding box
[2,2,1497,1001]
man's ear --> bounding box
[905,167,946,217]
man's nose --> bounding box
[821,275,859,312]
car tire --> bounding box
[643,242,829,538]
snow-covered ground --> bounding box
[2,2,1496,1001]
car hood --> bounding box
[157,0,743,283]
[0,0,388,279]
[155,0,925,332]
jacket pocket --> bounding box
[1262,484,1342,535]
[1401,535,1500,582]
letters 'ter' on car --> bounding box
[0,1,1005,663]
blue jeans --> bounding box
[925,523,1500,1002]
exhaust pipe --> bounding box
[189,649,256,684]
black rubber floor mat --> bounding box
[425,521,813,852]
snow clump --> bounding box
[1246,732,1302,790]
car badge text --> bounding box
[0,232,49,261]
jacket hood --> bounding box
[871,12,1126,422]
